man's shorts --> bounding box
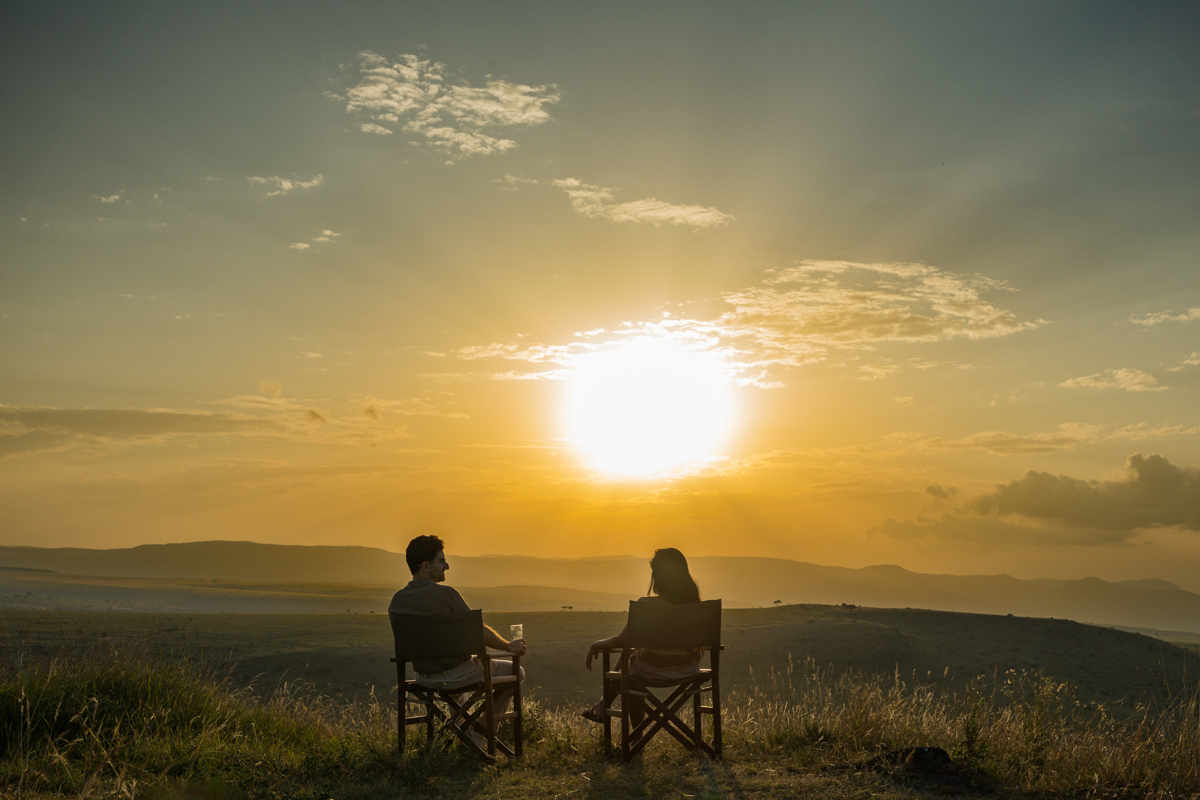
[415,657,523,690]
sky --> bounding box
[2,1,1200,590]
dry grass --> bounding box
[3,633,1199,799]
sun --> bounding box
[562,339,736,477]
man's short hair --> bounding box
[406,535,445,574]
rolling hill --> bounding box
[2,541,1199,634]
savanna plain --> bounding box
[4,604,1200,800]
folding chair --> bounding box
[390,609,522,760]
[599,600,722,761]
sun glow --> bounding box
[562,339,736,477]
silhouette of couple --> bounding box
[389,536,702,729]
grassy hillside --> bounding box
[4,605,1195,713]
[4,617,1199,800]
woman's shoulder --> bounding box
[637,595,668,604]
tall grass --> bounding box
[726,655,1200,798]
[3,638,1198,799]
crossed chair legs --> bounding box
[401,683,520,759]
[600,656,722,762]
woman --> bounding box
[582,547,702,725]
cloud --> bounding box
[1167,352,1200,373]
[95,191,124,204]
[306,409,328,424]
[259,380,282,397]
[335,52,560,160]
[1131,307,1200,326]
[873,453,1200,545]
[546,178,733,229]
[925,484,957,501]
[455,261,1040,387]
[353,397,468,419]
[0,406,282,458]
[288,230,341,251]
[973,454,1200,532]
[247,175,324,197]
[1060,368,1166,392]
[923,429,1086,455]
[922,422,1200,455]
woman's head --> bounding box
[648,547,701,604]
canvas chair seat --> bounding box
[598,600,723,761]
[390,610,523,760]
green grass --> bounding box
[4,634,1200,799]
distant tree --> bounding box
[561,605,574,611]
[774,600,782,606]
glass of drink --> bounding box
[510,623,523,641]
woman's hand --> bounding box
[584,640,604,671]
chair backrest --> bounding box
[624,599,722,650]
[390,609,486,662]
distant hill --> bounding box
[2,541,1198,634]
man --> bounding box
[389,535,526,723]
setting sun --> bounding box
[562,339,736,477]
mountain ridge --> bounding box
[1,541,1196,633]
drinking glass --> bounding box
[509,623,523,641]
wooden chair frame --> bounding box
[599,600,723,762]
[390,610,522,760]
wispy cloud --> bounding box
[0,406,282,459]
[923,429,1085,455]
[1167,352,1200,373]
[1131,306,1200,326]
[455,261,1040,387]
[544,177,733,229]
[247,175,324,197]
[94,190,124,204]
[1060,368,1166,392]
[288,229,341,251]
[922,421,1200,455]
[335,52,560,160]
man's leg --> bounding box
[486,658,525,730]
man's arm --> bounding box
[484,624,526,655]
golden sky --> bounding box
[2,2,1200,590]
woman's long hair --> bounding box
[647,547,701,604]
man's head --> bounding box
[406,534,448,581]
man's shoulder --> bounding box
[389,578,470,614]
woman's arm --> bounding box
[584,624,628,671]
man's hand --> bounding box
[507,638,527,656]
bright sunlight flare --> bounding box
[562,339,736,477]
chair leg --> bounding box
[601,651,613,750]
[621,685,631,762]
[712,679,722,758]
[512,654,523,757]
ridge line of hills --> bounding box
[2,540,1199,634]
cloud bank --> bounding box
[873,453,1200,545]
[337,52,560,159]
